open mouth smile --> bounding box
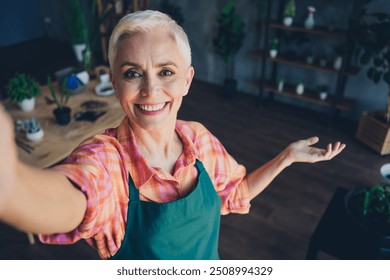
[136,102,169,113]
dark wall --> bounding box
[0,0,44,47]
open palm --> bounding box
[286,136,346,164]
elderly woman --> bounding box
[0,10,345,260]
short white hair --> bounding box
[108,10,192,69]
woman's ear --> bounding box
[183,66,195,96]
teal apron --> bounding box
[111,160,221,259]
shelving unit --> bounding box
[253,0,359,125]
[96,0,150,63]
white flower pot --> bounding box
[278,80,284,92]
[73,43,87,62]
[18,98,35,112]
[296,83,304,95]
[283,17,293,26]
[26,129,44,142]
[270,49,278,58]
[76,70,90,85]
[334,56,343,70]
[306,56,314,64]
[114,0,124,14]
[304,7,316,30]
[319,92,328,100]
[319,59,327,67]
[99,73,110,84]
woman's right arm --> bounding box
[0,105,87,235]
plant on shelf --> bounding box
[352,1,390,155]
[304,6,316,30]
[283,0,295,27]
[7,73,41,112]
[269,38,279,58]
[345,184,390,236]
[316,84,329,100]
[213,0,246,98]
[47,76,73,125]
[305,49,314,64]
[65,0,89,63]
[352,1,390,123]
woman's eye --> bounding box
[160,69,173,76]
[124,70,142,79]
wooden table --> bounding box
[2,79,125,245]
[3,79,125,169]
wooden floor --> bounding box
[0,79,388,260]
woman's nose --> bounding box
[140,76,160,97]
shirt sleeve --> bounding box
[38,134,129,257]
[194,123,251,215]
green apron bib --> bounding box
[111,160,221,260]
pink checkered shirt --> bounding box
[39,118,250,259]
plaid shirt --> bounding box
[39,118,250,259]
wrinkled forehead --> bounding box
[115,30,184,64]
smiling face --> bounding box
[111,30,194,132]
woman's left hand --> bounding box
[284,136,346,164]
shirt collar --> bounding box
[116,118,198,189]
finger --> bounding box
[306,136,319,146]
[333,141,341,152]
[325,143,332,158]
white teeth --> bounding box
[139,103,166,112]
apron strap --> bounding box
[129,176,140,202]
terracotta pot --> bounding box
[53,107,71,125]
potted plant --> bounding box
[65,0,88,62]
[352,3,390,155]
[345,184,390,237]
[47,76,72,125]
[269,38,279,58]
[283,0,295,27]
[316,84,329,100]
[305,49,314,64]
[7,74,41,111]
[318,53,328,67]
[213,0,246,98]
[16,117,45,142]
[296,81,304,95]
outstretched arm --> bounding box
[247,137,346,200]
[0,105,87,234]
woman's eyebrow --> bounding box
[120,61,142,68]
[120,61,178,68]
[156,61,178,68]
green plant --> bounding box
[269,38,279,50]
[16,117,42,133]
[47,76,71,110]
[346,184,390,234]
[284,0,295,18]
[7,74,41,102]
[352,0,390,122]
[316,84,329,93]
[213,0,246,67]
[65,0,88,44]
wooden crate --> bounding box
[356,111,390,155]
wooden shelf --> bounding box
[269,21,347,39]
[251,81,356,111]
[250,50,360,76]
